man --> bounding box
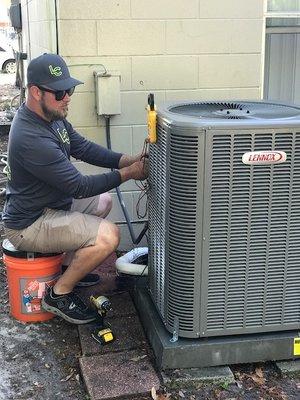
[2,53,148,324]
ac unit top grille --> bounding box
[159,101,300,128]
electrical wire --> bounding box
[135,138,150,220]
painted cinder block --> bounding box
[131,0,199,19]
[39,21,56,49]
[229,19,263,53]
[111,91,166,126]
[132,56,198,90]
[198,54,261,88]
[58,20,97,56]
[28,0,56,22]
[30,44,52,59]
[165,88,261,102]
[29,21,57,55]
[67,92,98,127]
[97,20,165,56]
[166,19,263,54]
[132,126,148,156]
[65,56,132,92]
[27,0,38,22]
[200,0,263,19]
[110,192,134,222]
[57,0,130,20]
[109,126,133,155]
[74,126,107,147]
[166,20,231,54]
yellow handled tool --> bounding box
[147,93,157,144]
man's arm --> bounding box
[65,120,148,172]
[23,135,148,198]
[65,120,123,169]
[23,137,122,198]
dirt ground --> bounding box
[0,77,299,400]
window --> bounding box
[264,1,300,104]
[268,0,300,12]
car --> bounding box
[0,41,16,74]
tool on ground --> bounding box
[90,295,115,345]
[147,93,157,144]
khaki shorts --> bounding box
[5,194,110,253]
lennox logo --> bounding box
[242,151,287,165]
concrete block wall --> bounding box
[23,0,265,249]
[21,0,57,58]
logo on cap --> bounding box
[49,65,62,77]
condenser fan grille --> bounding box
[170,102,300,120]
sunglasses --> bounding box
[37,86,75,101]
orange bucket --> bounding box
[3,239,63,322]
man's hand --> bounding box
[118,152,148,169]
[119,159,149,182]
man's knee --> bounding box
[96,193,112,217]
[96,221,120,252]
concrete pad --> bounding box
[134,288,300,369]
[80,350,160,400]
[276,359,300,377]
[161,366,235,389]
[79,314,148,356]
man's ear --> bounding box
[28,85,42,101]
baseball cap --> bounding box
[27,53,83,90]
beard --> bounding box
[40,94,68,121]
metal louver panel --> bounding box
[203,130,300,336]
[167,134,199,334]
[148,124,168,316]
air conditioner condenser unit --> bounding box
[148,100,300,340]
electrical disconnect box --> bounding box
[94,70,121,116]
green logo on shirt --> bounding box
[49,65,62,77]
[57,128,70,144]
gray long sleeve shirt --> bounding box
[2,104,122,229]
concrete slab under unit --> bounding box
[133,288,300,370]
[79,350,160,400]
[276,359,300,377]
[162,366,234,389]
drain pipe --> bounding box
[104,116,148,245]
